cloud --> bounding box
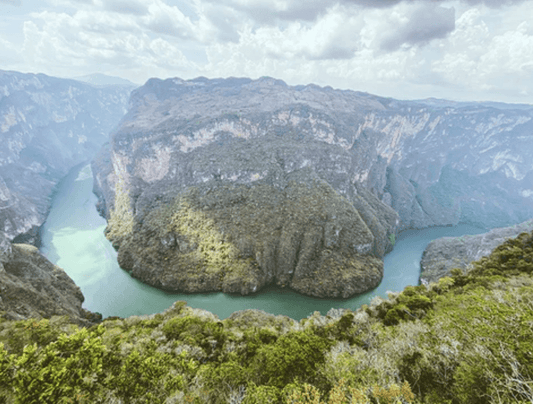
[463,0,530,7]
[49,0,94,5]
[242,0,329,23]
[431,7,533,99]
[142,1,196,39]
[197,3,242,42]
[17,8,197,83]
[238,7,362,61]
[345,0,528,8]
[342,0,403,8]
[0,36,22,67]
[2,0,533,105]
[0,0,21,5]
[102,0,148,15]
[200,0,331,25]
[380,4,455,51]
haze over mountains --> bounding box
[0,70,132,244]
[71,73,139,88]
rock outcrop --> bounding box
[420,219,533,283]
[0,70,133,244]
[93,76,533,297]
[0,231,101,326]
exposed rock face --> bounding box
[0,231,101,325]
[93,76,533,297]
[420,219,533,283]
[0,70,133,244]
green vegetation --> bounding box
[106,175,134,242]
[388,233,396,246]
[167,198,256,281]
[1,231,533,403]
[116,180,383,297]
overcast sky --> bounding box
[1,0,532,103]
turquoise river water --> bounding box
[40,163,487,319]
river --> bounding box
[40,163,487,320]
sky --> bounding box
[1,0,533,103]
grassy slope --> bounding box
[0,231,532,403]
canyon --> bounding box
[0,70,132,245]
[91,76,533,297]
[0,71,531,322]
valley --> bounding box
[39,162,488,319]
[0,70,532,404]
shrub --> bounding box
[11,326,106,404]
[250,331,333,389]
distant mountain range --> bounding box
[71,73,139,88]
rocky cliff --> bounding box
[420,219,533,283]
[0,231,100,326]
[0,70,133,244]
[93,76,533,297]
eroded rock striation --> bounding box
[93,76,533,297]
[420,219,533,283]
[0,70,133,244]
[0,231,101,325]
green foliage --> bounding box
[243,383,280,403]
[250,330,333,389]
[111,349,182,402]
[11,326,106,404]
[378,286,434,326]
[0,317,75,355]
[283,379,416,404]
[0,231,532,403]
[469,231,533,278]
[162,315,226,357]
[0,343,14,402]
[106,175,134,241]
[389,233,396,246]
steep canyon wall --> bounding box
[93,77,533,297]
[0,70,133,244]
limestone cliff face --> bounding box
[379,103,533,230]
[93,77,402,297]
[420,219,533,283]
[0,70,133,244]
[93,76,533,297]
[0,231,101,325]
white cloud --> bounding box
[241,7,362,61]
[102,0,149,15]
[1,0,533,103]
[0,36,21,68]
[201,6,412,88]
[142,1,196,39]
[0,0,21,5]
[205,0,329,23]
[379,4,455,51]
[431,7,533,100]
[16,6,197,82]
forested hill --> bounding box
[1,230,532,403]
